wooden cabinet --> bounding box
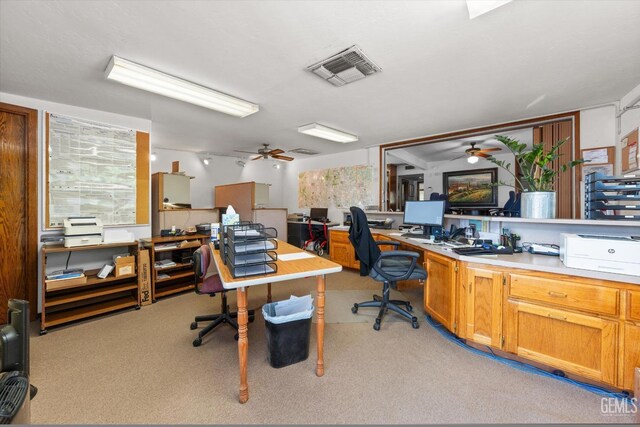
[41,242,140,334]
[143,234,208,301]
[621,290,640,390]
[329,230,359,269]
[504,299,618,384]
[424,252,458,334]
[465,266,504,348]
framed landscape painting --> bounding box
[443,168,498,207]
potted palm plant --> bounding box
[486,135,584,219]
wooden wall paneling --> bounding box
[557,121,573,219]
[214,182,255,221]
[0,102,38,321]
[573,113,581,218]
[136,132,150,224]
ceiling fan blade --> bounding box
[271,154,294,161]
[479,147,502,153]
[268,149,284,155]
[476,152,491,158]
[250,155,263,161]
[234,150,260,155]
[451,153,468,160]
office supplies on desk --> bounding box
[525,243,560,256]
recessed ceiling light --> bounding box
[297,123,358,143]
[105,56,259,117]
[466,0,512,19]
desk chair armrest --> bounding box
[375,240,400,249]
[373,250,419,282]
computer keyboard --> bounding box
[443,241,469,248]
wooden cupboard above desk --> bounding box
[328,228,640,392]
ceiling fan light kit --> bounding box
[105,56,259,117]
[298,123,358,143]
[467,155,479,164]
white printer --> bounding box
[560,233,640,277]
[63,217,104,247]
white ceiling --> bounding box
[387,127,533,163]
[1,1,639,158]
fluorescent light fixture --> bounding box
[466,0,512,19]
[297,123,358,143]
[105,56,259,117]
[467,155,480,164]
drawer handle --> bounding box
[547,291,567,298]
[547,313,567,321]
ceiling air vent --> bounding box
[289,148,320,156]
[306,45,381,87]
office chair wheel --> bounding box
[412,318,419,329]
[317,247,324,256]
[193,337,202,347]
[351,304,358,314]
[190,322,198,330]
[234,333,239,341]
[373,322,381,331]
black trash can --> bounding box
[262,296,313,368]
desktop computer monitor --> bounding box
[309,208,328,221]
[403,200,445,236]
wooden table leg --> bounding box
[237,286,249,403]
[316,275,325,377]
[267,283,272,303]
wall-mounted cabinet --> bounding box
[152,172,194,211]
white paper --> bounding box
[279,252,315,261]
[389,232,403,236]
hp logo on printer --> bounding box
[608,248,615,254]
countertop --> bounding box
[329,227,640,285]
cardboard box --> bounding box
[138,250,152,306]
[114,255,135,277]
[46,274,87,291]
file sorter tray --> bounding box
[222,239,278,265]
[585,191,640,202]
[226,250,277,267]
[586,201,640,210]
[226,227,277,243]
[586,181,640,192]
[225,259,277,279]
[585,172,639,183]
[586,211,640,220]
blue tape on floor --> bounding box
[424,315,632,402]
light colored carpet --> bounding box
[311,289,410,324]
[28,270,636,424]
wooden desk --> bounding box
[212,240,342,403]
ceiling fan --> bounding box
[234,144,294,161]
[452,142,502,164]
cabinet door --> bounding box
[329,241,354,268]
[424,252,458,333]
[621,322,640,390]
[466,267,503,347]
[504,299,618,385]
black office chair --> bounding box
[348,206,427,330]
[489,191,521,217]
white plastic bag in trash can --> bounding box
[262,295,314,324]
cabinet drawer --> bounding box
[628,290,640,323]
[509,274,619,316]
[329,230,350,243]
